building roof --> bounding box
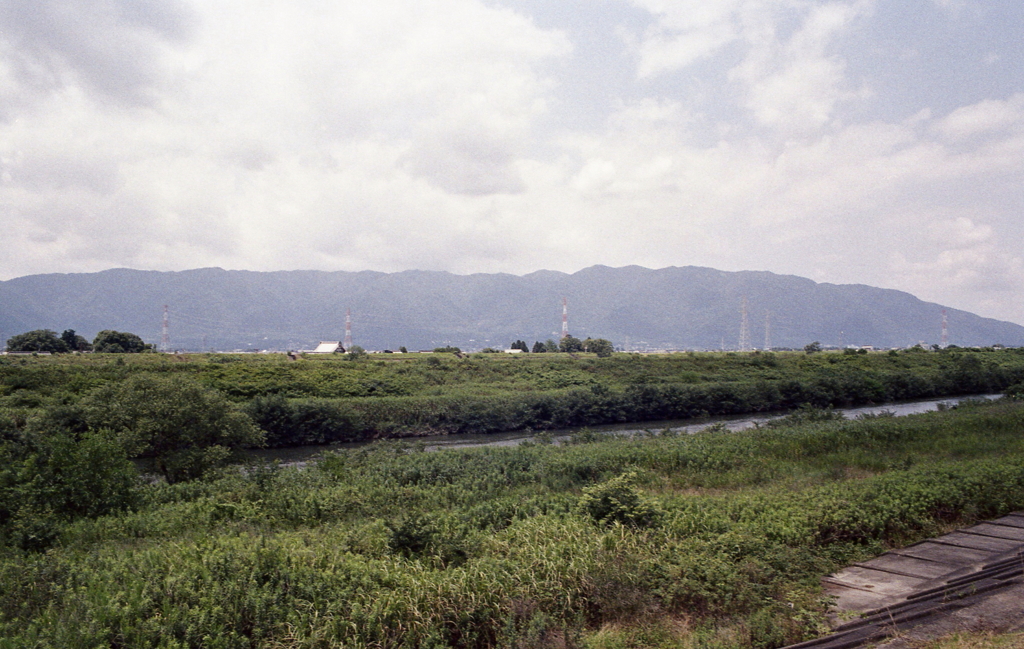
[311,341,342,353]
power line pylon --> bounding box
[160,305,170,352]
[344,308,353,351]
[738,296,751,352]
[561,297,569,339]
[941,309,949,349]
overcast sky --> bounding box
[1,0,1022,324]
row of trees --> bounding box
[5,329,151,353]
[516,336,614,357]
[436,337,615,357]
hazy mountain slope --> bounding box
[2,266,1022,351]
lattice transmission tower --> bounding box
[561,297,569,339]
[344,308,353,351]
[160,305,170,352]
[738,297,751,352]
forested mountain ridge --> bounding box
[2,265,1022,351]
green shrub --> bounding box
[576,471,663,528]
[81,375,264,482]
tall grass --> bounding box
[3,399,1024,647]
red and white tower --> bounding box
[941,309,949,349]
[344,308,353,351]
[160,305,170,352]
[561,297,569,339]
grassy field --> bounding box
[4,395,1024,648]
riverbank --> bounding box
[4,397,1024,647]
[5,347,1021,448]
[245,393,1002,467]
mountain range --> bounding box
[2,266,1022,352]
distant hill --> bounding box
[2,265,1023,351]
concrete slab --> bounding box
[801,513,1024,649]
[990,513,1024,528]
[889,541,990,567]
[856,554,959,579]
[932,531,1022,553]
[829,566,929,599]
[824,581,893,614]
[967,523,1024,541]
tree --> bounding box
[559,336,584,353]
[92,330,150,353]
[81,375,264,483]
[6,330,70,353]
[804,341,822,354]
[60,329,92,352]
[583,338,614,358]
[510,340,529,352]
[532,341,546,353]
[544,339,559,353]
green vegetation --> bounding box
[91,329,151,353]
[560,335,585,353]
[4,329,71,354]
[81,374,265,483]
[2,347,1023,447]
[4,393,1024,647]
[583,338,615,358]
[5,329,149,354]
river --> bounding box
[246,393,1002,468]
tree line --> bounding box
[511,336,614,356]
[5,329,151,353]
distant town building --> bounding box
[311,341,343,353]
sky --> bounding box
[1,0,1023,324]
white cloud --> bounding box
[0,0,571,275]
[627,0,873,133]
[730,1,871,132]
[1,0,1023,328]
[0,0,195,114]
[934,94,1024,141]
[628,0,743,77]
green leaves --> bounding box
[81,375,264,483]
[4,329,69,354]
[1,429,139,549]
[576,471,663,528]
[91,330,150,353]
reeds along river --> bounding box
[247,393,1002,467]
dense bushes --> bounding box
[244,394,363,446]
[0,429,139,549]
[4,349,1024,449]
[268,356,1022,443]
[82,375,265,482]
[4,400,1024,647]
